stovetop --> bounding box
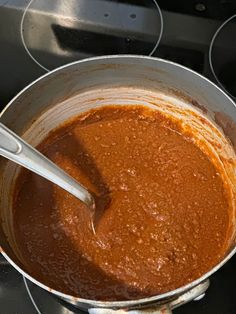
[1,1,236,313]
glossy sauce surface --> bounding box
[13,106,231,300]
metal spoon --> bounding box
[0,122,95,209]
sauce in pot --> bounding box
[13,106,231,301]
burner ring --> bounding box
[209,14,236,99]
[20,0,163,72]
[23,276,42,314]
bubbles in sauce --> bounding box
[13,106,231,301]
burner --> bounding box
[209,14,236,99]
[21,0,163,72]
[23,277,82,314]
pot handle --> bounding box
[88,280,209,314]
[89,305,171,314]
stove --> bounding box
[0,1,236,313]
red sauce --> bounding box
[13,106,231,301]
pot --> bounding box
[0,55,236,313]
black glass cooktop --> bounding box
[0,1,236,313]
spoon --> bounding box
[0,122,95,210]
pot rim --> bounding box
[1,54,236,307]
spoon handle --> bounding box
[0,123,94,208]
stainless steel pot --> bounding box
[0,55,236,313]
